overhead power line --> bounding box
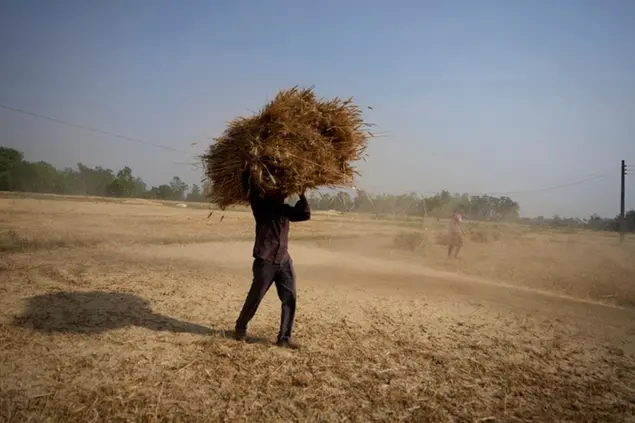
[1,100,623,198]
[0,102,195,154]
[489,170,614,196]
[356,166,617,198]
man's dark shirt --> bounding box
[248,189,311,264]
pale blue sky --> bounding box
[1,0,634,218]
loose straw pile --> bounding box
[202,86,373,209]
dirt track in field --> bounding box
[1,197,635,422]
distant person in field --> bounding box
[234,171,311,349]
[448,209,465,259]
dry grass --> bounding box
[1,195,635,422]
[203,86,372,208]
[393,231,427,251]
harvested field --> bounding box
[1,195,635,422]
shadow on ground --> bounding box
[11,291,270,345]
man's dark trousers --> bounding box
[235,257,296,341]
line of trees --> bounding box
[0,147,205,202]
[1,146,633,232]
[305,191,634,232]
[519,212,635,232]
[305,190,521,221]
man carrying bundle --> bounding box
[234,171,311,349]
[203,86,372,346]
[448,209,465,259]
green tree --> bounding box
[0,147,25,190]
[353,189,373,213]
[75,163,115,196]
[7,160,67,193]
[334,191,353,212]
[148,184,174,200]
[59,167,85,195]
[169,176,188,201]
[107,166,147,197]
[186,184,204,202]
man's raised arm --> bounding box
[285,193,311,222]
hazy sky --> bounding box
[1,0,634,218]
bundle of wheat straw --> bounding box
[202,86,373,209]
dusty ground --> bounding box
[1,196,635,422]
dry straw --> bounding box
[202,86,374,209]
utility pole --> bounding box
[620,160,626,243]
[422,197,427,222]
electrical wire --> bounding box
[489,170,614,196]
[354,166,618,198]
[1,100,626,197]
[0,102,195,154]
